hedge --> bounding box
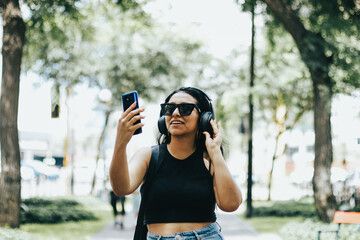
[21,197,97,224]
[252,199,316,218]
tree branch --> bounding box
[262,0,307,47]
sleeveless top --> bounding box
[144,144,217,224]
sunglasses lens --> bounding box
[161,104,176,116]
[178,104,195,116]
[161,103,197,116]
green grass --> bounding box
[245,216,304,233]
[19,195,113,240]
[239,199,315,234]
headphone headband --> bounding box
[183,87,214,116]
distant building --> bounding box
[19,131,64,167]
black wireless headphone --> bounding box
[157,88,215,137]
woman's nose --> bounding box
[172,107,180,116]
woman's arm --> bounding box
[109,102,150,196]
[203,120,243,212]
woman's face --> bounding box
[166,91,200,137]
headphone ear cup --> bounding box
[158,116,167,135]
[199,112,214,137]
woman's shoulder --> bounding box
[133,145,163,170]
[137,144,165,154]
[135,146,152,157]
[134,145,166,163]
[132,147,152,165]
[135,144,168,158]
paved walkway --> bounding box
[90,211,282,240]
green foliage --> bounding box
[248,216,305,234]
[19,196,112,240]
[236,0,258,12]
[24,0,80,16]
[252,200,316,218]
[280,219,360,240]
[90,1,206,103]
[217,31,312,139]
[204,48,249,137]
[257,32,312,119]
[22,198,79,208]
[258,0,360,92]
[305,0,360,36]
[21,198,97,224]
[22,0,217,105]
[114,0,145,13]
[23,0,95,86]
[329,34,360,92]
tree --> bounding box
[255,32,313,200]
[0,0,25,228]
[253,0,360,221]
[0,0,80,227]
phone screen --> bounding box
[121,91,142,135]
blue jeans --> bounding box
[147,222,223,240]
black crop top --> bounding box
[144,144,216,224]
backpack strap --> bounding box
[209,158,212,173]
[145,145,164,185]
[133,144,165,240]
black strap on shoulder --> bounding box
[133,144,164,240]
[209,158,212,173]
[145,145,163,184]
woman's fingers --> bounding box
[129,114,145,125]
[130,121,145,132]
[203,131,211,139]
[122,102,137,116]
[210,119,221,137]
[123,106,144,121]
[211,120,217,135]
[119,104,145,134]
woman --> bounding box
[110,87,242,239]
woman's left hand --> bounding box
[204,120,243,212]
[203,119,222,154]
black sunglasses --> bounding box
[160,103,201,116]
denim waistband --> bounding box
[147,222,221,240]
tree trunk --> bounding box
[312,78,336,222]
[263,0,336,222]
[0,0,26,228]
[91,110,112,195]
[267,131,282,201]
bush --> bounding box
[22,198,79,208]
[252,199,316,218]
[280,219,360,240]
[21,198,97,224]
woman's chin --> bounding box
[169,129,197,138]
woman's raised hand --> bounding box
[203,119,222,154]
[116,102,145,147]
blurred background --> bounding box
[1,0,360,239]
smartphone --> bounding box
[121,91,142,135]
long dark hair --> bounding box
[156,87,214,151]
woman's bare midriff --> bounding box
[147,222,213,235]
